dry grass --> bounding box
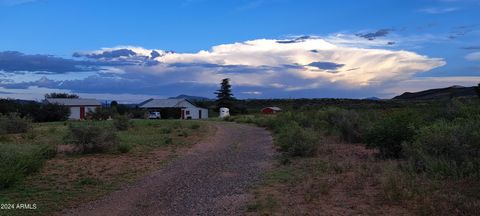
[0,120,214,216]
[246,140,410,215]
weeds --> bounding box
[0,113,31,135]
[113,115,131,131]
[0,144,55,189]
[63,124,118,154]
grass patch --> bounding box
[0,119,212,216]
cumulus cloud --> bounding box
[2,35,448,99]
[150,37,445,86]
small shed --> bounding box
[45,98,101,120]
[139,98,208,120]
[261,106,282,114]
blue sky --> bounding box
[0,0,479,102]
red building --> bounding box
[261,107,282,114]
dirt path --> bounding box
[60,122,274,216]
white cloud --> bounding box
[20,35,448,99]
[466,52,480,61]
[0,0,36,6]
[152,37,445,87]
[242,91,262,95]
[418,7,460,14]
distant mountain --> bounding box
[169,94,212,101]
[363,97,381,100]
[393,85,477,100]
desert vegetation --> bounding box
[227,98,480,215]
[0,118,211,215]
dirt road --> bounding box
[61,122,274,216]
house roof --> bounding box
[45,98,101,106]
[263,106,282,111]
[139,98,197,108]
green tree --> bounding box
[476,83,480,98]
[110,101,118,107]
[215,78,235,109]
[45,92,79,99]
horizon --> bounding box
[1,0,480,103]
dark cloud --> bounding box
[356,29,393,40]
[0,51,97,73]
[461,45,480,50]
[448,25,477,40]
[73,48,165,66]
[73,49,136,59]
[308,61,344,71]
[387,41,396,45]
[346,67,360,71]
[277,36,311,44]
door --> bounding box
[198,110,202,119]
[181,109,185,119]
[80,106,85,119]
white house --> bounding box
[139,98,208,120]
[45,98,101,120]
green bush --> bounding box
[163,137,173,145]
[276,122,318,157]
[160,127,172,134]
[33,103,70,122]
[86,107,112,120]
[0,145,55,189]
[317,108,365,143]
[116,142,132,153]
[113,115,130,131]
[0,113,31,134]
[403,117,480,178]
[365,110,422,158]
[64,124,118,154]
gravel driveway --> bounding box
[61,122,274,216]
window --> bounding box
[186,110,190,115]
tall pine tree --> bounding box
[215,78,235,109]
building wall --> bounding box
[261,108,274,114]
[69,107,80,119]
[68,106,99,120]
[183,107,208,119]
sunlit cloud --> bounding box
[1,35,450,100]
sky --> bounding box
[0,0,479,102]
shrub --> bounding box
[113,115,130,131]
[317,108,365,143]
[0,113,31,134]
[116,142,132,153]
[276,122,318,157]
[189,123,200,130]
[87,107,112,120]
[33,103,70,122]
[160,127,172,134]
[403,117,480,178]
[163,137,173,145]
[64,124,118,154]
[0,145,55,189]
[365,110,421,158]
